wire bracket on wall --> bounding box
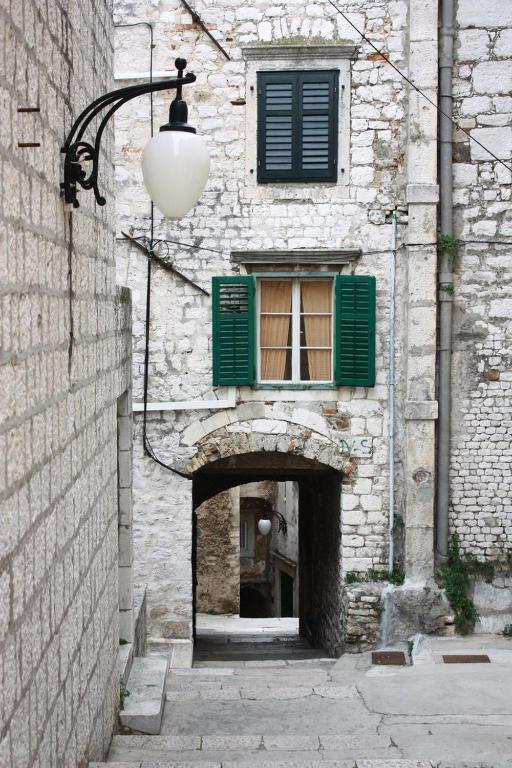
[121,230,210,295]
[179,0,231,60]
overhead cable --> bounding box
[325,0,512,174]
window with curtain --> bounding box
[258,278,333,383]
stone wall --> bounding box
[196,488,240,614]
[450,0,512,561]
[342,583,383,652]
[113,0,439,640]
[0,1,132,766]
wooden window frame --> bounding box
[256,276,335,385]
[257,70,339,183]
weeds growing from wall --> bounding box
[119,678,130,711]
[438,534,494,633]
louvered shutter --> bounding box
[257,71,338,182]
[212,276,255,386]
[334,276,376,387]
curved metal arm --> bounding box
[61,59,196,208]
[273,510,288,536]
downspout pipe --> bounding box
[388,210,397,572]
[436,0,455,560]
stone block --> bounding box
[457,29,491,61]
[119,657,168,735]
[404,401,438,421]
[458,0,512,27]
[473,61,512,95]
[470,127,512,161]
[251,418,287,434]
[182,419,208,446]
[495,28,512,57]
[489,298,512,318]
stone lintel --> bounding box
[242,44,359,61]
[406,183,439,204]
[405,400,439,421]
[231,249,361,266]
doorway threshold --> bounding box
[194,614,327,664]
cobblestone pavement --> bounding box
[96,634,512,768]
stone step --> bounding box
[104,734,401,764]
[119,656,168,735]
[110,733,393,751]
[91,759,434,768]
[165,683,359,701]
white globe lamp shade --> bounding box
[142,130,210,220]
[258,519,272,536]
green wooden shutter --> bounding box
[334,276,376,387]
[299,71,338,181]
[257,71,338,183]
[212,276,255,386]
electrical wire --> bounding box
[325,0,512,175]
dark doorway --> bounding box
[240,585,268,617]
[280,571,294,617]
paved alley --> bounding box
[95,633,512,768]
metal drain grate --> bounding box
[372,650,406,665]
[442,654,491,664]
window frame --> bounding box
[240,514,255,557]
[241,48,352,202]
[256,275,335,386]
[257,69,339,184]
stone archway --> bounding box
[185,414,355,655]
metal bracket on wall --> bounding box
[179,0,231,60]
[121,230,210,296]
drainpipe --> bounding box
[436,0,455,560]
[388,210,397,572]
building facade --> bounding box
[0,1,133,766]
[114,0,449,655]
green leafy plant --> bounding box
[440,283,455,294]
[503,624,512,637]
[438,234,459,269]
[119,678,130,711]
[345,571,359,584]
[439,535,494,634]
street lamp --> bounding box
[61,58,209,218]
[258,512,288,537]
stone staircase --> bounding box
[90,633,512,768]
[91,655,414,767]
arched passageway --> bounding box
[191,450,344,656]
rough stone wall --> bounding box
[113,0,439,640]
[0,2,132,766]
[196,488,240,614]
[272,481,299,566]
[342,583,382,652]
[450,0,512,560]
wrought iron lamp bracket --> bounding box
[274,510,288,536]
[61,59,196,208]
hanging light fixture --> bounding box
[258,511,288,537]
[61,58,209,218]
[258,518,272,536]
[142,61,209,219]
